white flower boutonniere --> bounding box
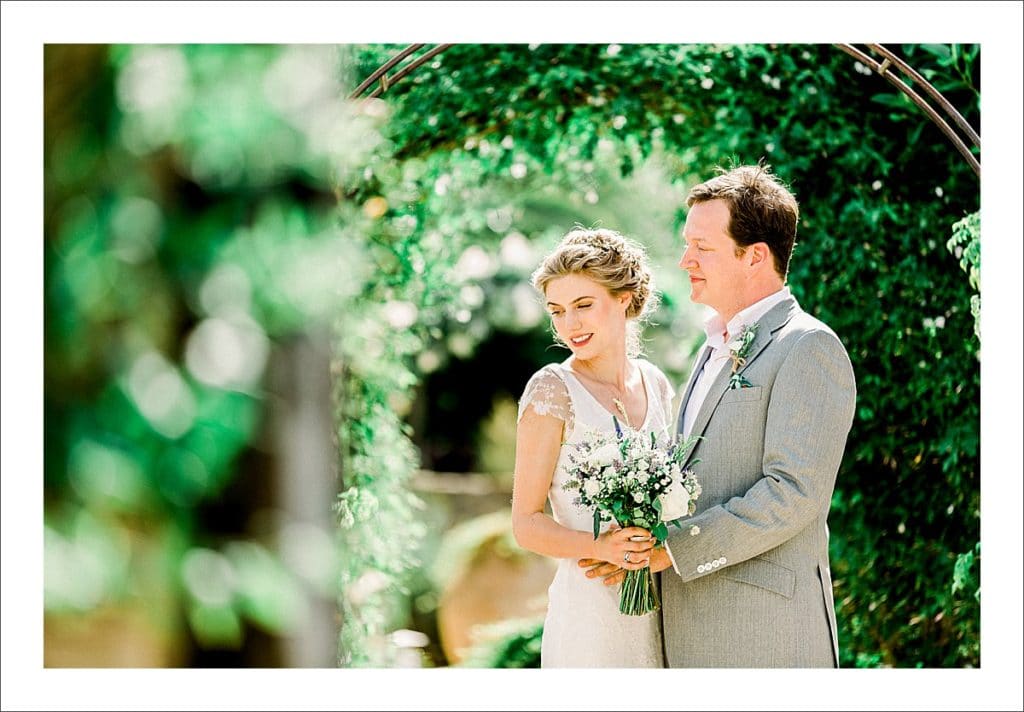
[727,323,758,389]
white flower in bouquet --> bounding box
[583,478,601,498]
[658,480,691,521]
[589,442,621,468]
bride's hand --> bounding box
[590,526,654,570]
[578,558,627,586]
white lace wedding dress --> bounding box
[517,358,676,668]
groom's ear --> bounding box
[748,242,772,268]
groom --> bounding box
[581,163,856,667]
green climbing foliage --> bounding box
[947,210,980,340]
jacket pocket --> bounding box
[723,556,795,599]
[719,385,763,403]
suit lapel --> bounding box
[681,297,802,467]
[675,344,712,434]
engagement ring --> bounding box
[623,552,631,564]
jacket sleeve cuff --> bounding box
[664,538,682,576]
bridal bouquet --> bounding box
[562,417,701,616]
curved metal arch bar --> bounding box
[866,44,980,147]
[348,44,425,100]
[367,44,453,99]
[836,44,979,177]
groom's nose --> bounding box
[679,246,697,270]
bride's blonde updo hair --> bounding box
[531,227,659,357]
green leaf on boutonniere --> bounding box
[729,372,754,390]
[740,326,757,349]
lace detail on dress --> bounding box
[517,366,575,438]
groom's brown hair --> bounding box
[686,162,800,280]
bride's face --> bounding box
[544,273,630,358]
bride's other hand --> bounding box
[578,558,626,586]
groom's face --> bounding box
[679,199,750,316]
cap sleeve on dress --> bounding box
[517,365,575,437]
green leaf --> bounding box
[592,508,602,540]
[920,44,952,60]
[653,523,668,542]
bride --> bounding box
[511,227,676,668]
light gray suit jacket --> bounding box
[661,296,856,668]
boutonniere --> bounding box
[727,323,758,389]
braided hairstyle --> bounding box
[531,227,659,357]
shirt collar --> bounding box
[702,286,791,350]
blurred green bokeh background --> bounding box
[42,43,980,669]
[44,44,365,666]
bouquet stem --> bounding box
[619,567,660,616]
